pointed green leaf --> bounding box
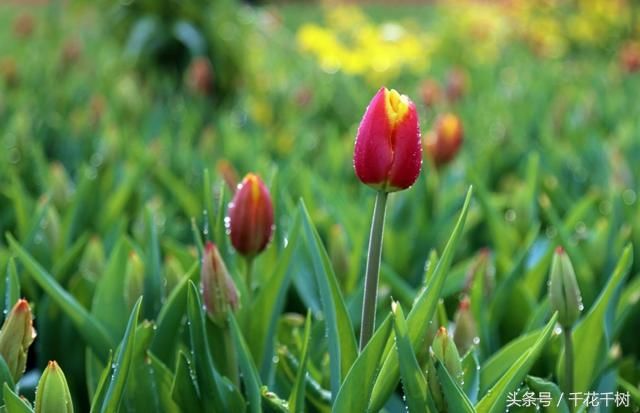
[289,312,311,413]
[229,315,262,413]
[299,200,357,397]
[435,359,476,413]
[7,234,114,362]
[476,312,557,413]
[392,303,428,413]
[3,383,33,413]
[526,376,569,413]
[333,315,392,413]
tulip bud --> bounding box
[431,326,463,381]
[420,78,441,108]
[424,113,464,168]
[186,57,214,96]
[0,57,19,88]
[201,242,240,325]
[453,297,478,355]
[353,87,422,192]
[227,173,275,257]
[13,13,35,40]
[124,252,145,310]
[79,237,105,282]
[446,67,467,103]
[216,160,239,194]
[427,327,463,412]
[49,162,74,209]
[34,361,74,413]
[620,41,640,73]
[0,299,37,382]
[549,246,582,328]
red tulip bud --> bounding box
[201,242,239,325]
[620,41,640,74]
[446,67,467,102]
[424,113,464,168]
[420,78,441,108]
[227,173,275,257]
[186,57,214,96]
[353,87,422,192]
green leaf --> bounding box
[526,376,569,413]
[151,263,198,366]
[143,208,163,318]
[171,352,202,413]
[186,281,228,412]
[461,350,480,404]
[299,200,358,397]
[370,187,473,412]
[2,382,33,413]
[1,258,20,324]
[229,314,262,413]
[333,315,392,413]
[618,377,640,406]
[0,356,15,405]
[289,312,311,413]
[244,211,301,376]
[392,302,428,413]
[557,244,633,394]
[7,234,114,362]
[475,312,558,413]
[435,359,476,413]
[479,329,543,396]
[95,297,142,413]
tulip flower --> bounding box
[200,242,239,326]
[186,57,214,96]
[227,173,275,259]
[34,361,74,413]
[0,299,37,382]
[549,246,582,396]
[424,113,464,168]
[353,87,422,192]
[354,87,422,350]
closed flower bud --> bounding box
[420,78,441,108]
[0,299,37,382]
[424,113,464,168]
[79,237,105,282]
[620,41,640,73]
[431,326,463,381]
[34,361,74,413]
[201,242,239,325]
[549,246,582,328]
[353,87,422,192]
[186,57,214,96]
[124,252,145,310]
[13,13,35,40]
[227,173,275,257]
[453,297,478,355]
[216,159,240,194]
[446,67,467,103]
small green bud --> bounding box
[200,242,239,326]
[79,237,105,281]
[0,299,37,382]
[431,327,463,381]
[35,361,74,413]
[549,246,583,328]
[453,296,478,355]
[124,252,145,310]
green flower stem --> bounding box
[222,322,239,388]
[359,190,389,351]
[245,257,254,300]
[563,326,574,397]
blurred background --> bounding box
[1,0,640,409]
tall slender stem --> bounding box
[222,324,239,387]
[359,191,389,351]
[245,257,254,300]
[563,327,574,397]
